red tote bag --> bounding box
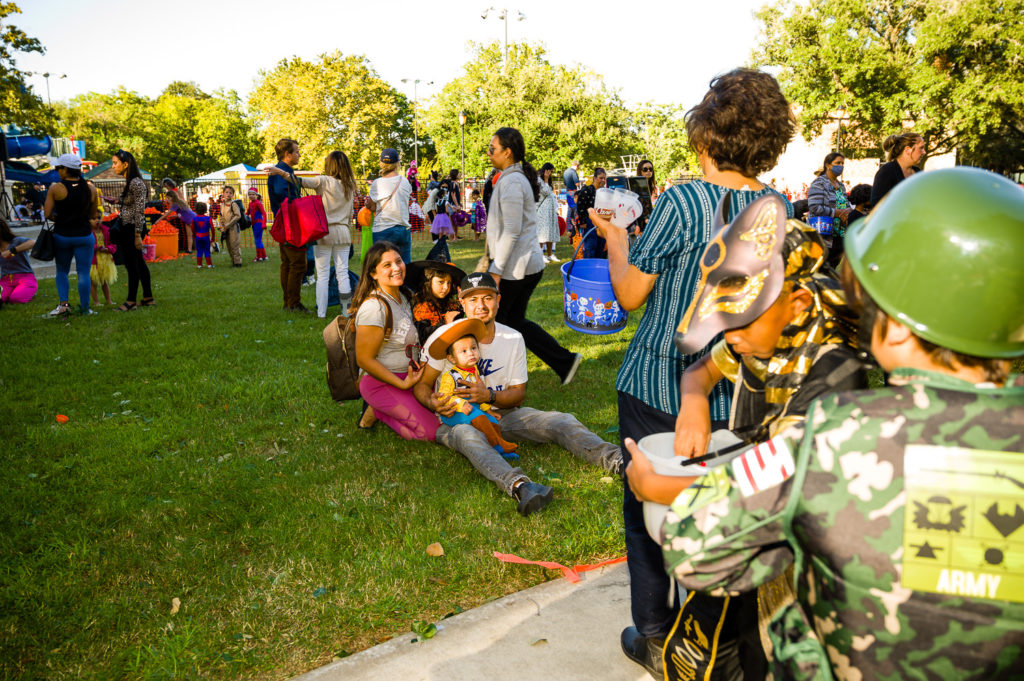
[270,176,329,247]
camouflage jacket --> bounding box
[662,368,1024,680]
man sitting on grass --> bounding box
[414,272,623,517]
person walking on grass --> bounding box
[218,186,243,267]
[247,187,268,262]
[267,150,358,318]
[267,138,308,312]
[104,150,154,311]
[536,162,560,262]
[44,153,99,316]
[485,127,582,385]
[365,148,413,264]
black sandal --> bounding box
[140,298,156,307]
[357,401,376,430]
[116,302,138,312]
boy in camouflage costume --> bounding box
[627,167,1024,680]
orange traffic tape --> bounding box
[493,552,627,583]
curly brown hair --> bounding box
[685,68,796,179]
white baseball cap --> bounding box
[55,153,82,170]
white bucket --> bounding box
[639,430,745,542]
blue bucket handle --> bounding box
[564,227,596,283]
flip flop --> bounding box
[116,302,138,312]
[140,298,156,307]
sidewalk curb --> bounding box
[294,562,642,681]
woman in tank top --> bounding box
[43,154,98,316]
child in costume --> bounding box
[599,192,866,679]
[408,251,465,344]
[428,318,518,460]
[192,202,214,268]
[626,167,1024,681]
[470,189,487,239]
[247,187,268,262]
[90,220,117,306]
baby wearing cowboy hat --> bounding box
[429,318,519,460]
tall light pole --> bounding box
[27,71,67,108]
[835,105,847,153]
[481,7,526,72]
[458,111,467,209]
[401,78,433,169]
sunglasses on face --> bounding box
[640,167,652,173]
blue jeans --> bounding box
[54,233,95,311]
[372,225,412,264]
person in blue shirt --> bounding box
[267,138,308,313]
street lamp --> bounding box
[401,78,433,168]
[458,111,468,209]
[27,71,67,108]
[481,7,526,72]
[835,105,847,153]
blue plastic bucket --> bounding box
[808,215,833,236]
[560,229,628,334]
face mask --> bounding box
[831,164,844,175]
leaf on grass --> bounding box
[604,425,620,434]
[530,638,548,646]
[426,542,444,557]
[332,512,344,522]
[170,597,180,615]
[411,620,437,639]
[313,587,327,598]
[599,476,614,484]
[331,650,350,661]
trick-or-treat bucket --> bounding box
[152,233,177,259]
[560,228,627,335]
[638,430,745,542]
[142,243,156,262]
[808,215,833,236]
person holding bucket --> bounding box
[484,127,583,385]
[588,68,797,678]
[807,151,849,245]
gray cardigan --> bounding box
[486,163,545,280]
[808,173,845,218]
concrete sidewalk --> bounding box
[295,562,649,681]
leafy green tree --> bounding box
[754,0,1023,170]
[421,42,638,178]
[631,103,699,177]
[248,52,413,177]
[56,85,260,182]
[0,2,50,132]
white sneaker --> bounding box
[561,353,583,386]
[48,303,69,317]
[82,309,97,316]
[543,253,553,263]
[549,254,560,263]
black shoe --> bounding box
[513,482,553,516]
[293,303,313,314]
[621,626,664,679]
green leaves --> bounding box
[248,52,414,175]
[754,0,1024,172]
[0,2,49,131]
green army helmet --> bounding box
[845,167,1024,358]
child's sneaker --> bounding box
[207,264,214,268]
[48,303,69,317]
[197,264,203,268]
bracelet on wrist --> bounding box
[488,388,496,403]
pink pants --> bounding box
[1,272,38,304]
[359,371,439,441]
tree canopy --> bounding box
[420,42,641,178]
[754,0,1024,173]
[248,52,413,177]
[0,2,49,132]
[56,84,260,182]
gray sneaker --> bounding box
[561,353,583,385]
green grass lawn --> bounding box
[1,235,636,680]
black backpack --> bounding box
[234,199,252,230]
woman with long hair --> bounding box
[485,127,581,384]
[871,131,925,207]
[44,154,99,315]
[268,150,359,317]
[104,150,153,310]
[535,162,560,262]
[158,178,195,253]
[349,241,437,440]
[637,159,657,199]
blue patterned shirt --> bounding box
[616,180,794,417]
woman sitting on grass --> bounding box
[351,241,439,440]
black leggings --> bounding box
[496,270,575,379]
[119,227,152,302]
